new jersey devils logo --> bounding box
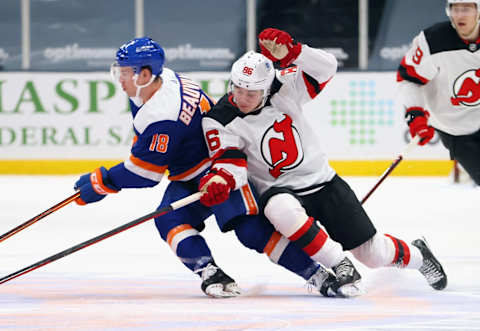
[261,114,304,178]
[451,68,480,107]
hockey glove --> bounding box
[198,168,236,207]
[74,167,120,205]
[258,28,302,67]
[405,107,435,146]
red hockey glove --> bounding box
[74,167,120,205]
[405,107,435,146]
[198,168,236,207]
[258,28,302,67]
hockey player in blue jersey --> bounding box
[73,37,347,298]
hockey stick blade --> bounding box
[361,135,420,204]
[0,192,201,285]
[0,191,81,244]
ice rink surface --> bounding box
[0,175,479,331]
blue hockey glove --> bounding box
[74,167,120,205]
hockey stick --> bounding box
[361,135,420,204]
[0,192,201,285]
[0,191,81,244]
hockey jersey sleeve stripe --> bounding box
[211,149,248,178]
[168,157,212,182]
[124,155,166,182]
[396,57,429,85]
[212,148,247,163]
[213,158,248,168]
[129,154,167,173]
[301,72,332,99]
[240,184,259,215]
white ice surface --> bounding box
[0,175,479,331]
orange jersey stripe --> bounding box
[167,224,194,246]
[241,185,258,215]
[199,95,212,113]
[132,135,138,146]
[129,155,167,174]
[168,158,211,181]
[264,231,282,256]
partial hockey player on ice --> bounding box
[397,0,480,185]
[199,28,448,292]
[73,37,345,298]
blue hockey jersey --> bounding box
[108,68,214,188]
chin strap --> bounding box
[131,74,157,106]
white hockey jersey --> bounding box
[397,21,480,136]
[202,45,336,196]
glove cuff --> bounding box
[280,42,302,67]
[90,167,119,195]
[210,168,236,190]
[405,107,429,125]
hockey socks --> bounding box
[288,217,344,268]
[165,224,214,272]
[264,231,320,280]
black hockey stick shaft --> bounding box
[0,191,81,244]
[0,192,201,285]
[361,135,420,204]
[360,156,403,204]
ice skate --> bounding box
[412,238,447,290]
[307,266,338,297]
[330,257,362,298]
[200,263,241,298]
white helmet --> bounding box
[446,0,480,17]
[230,51,275,108]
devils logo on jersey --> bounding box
[260,114,304,178]
[451,68,480,107]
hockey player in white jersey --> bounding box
[73,37,345,299]
[199,28,448,293]
[397,0,480,185]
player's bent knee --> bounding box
[233,216,273,253]
[264,193,309,237]
[351,234,393,268]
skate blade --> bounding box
[205,283,242,298]
[336,282,364,298]
[205,283,267,298]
